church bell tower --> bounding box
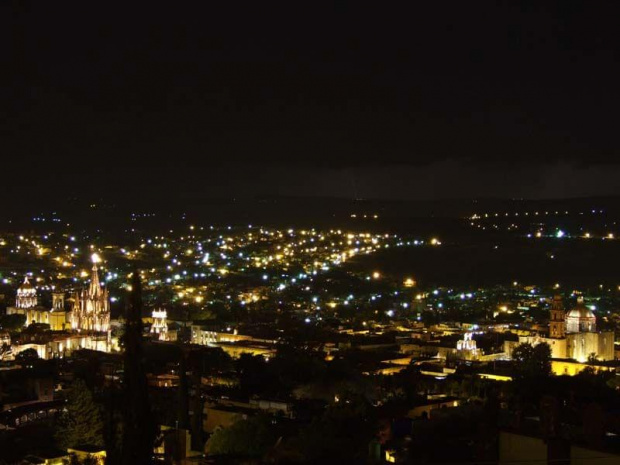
[52,291,65,311]
[549,295,566,338]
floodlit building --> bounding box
[456,332,481,360]
[70,262,110,333]
[7,277,69,331]
[565,296,614,362]
[567,331,614,363]
[566,296,596,333]
[506,295,614,363]
[150,309,169,341]
[16,277,37,309]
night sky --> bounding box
[2,2,620,204]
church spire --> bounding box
[70,254,110,333]
[89,253,102,296]
[90,263,100,293]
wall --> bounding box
[499,432,547,465]
[551,360,615,377]
[571,446,620,465]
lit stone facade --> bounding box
[150,309,169,341]
[567,331,614,363]
[7,278,68,331]
[509,296,614,363]
[70,264,110,333]
[548,295,566,338]
[16,277,37,309]
[563,296,613,362]
[512,335,567,359]
[456,332,481,360]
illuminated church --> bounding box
[16,277,37,309]
[566,296,597,333]
[70,259,110,333]
[456,332,481,360]
[6,277,68,331]
[512,295,614,363]
[564,296,613,363]
[150,309,169,341]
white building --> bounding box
[150,309,169,341]
[6,277,69,331]
[456,332,481,360]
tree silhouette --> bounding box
[177,354,190,430]
[0,313,26,331]
[512,342,551,380]
[121,270,156,464]
[55,378,104,449]
[205,415,278,457]
[291,398,377,462]
[16,347,38,363]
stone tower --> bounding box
[549,295,566,339]
[52,291,65,311]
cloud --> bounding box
[180,160,620,200]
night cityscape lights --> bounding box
[4,2,620,463]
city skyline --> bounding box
[3,4,620,464]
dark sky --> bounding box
[2,2,620,204]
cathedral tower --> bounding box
[52,291,65,311]
[70,257,110,333]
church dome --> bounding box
[566,296,596,333]
[567,306,595,320]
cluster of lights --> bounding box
[0,226,436,312]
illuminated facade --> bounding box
[52,291,65,311]
[456,332,481,360]
[567,331,614,363]
[16,277,37,309]
[150,309,168,341]
[7,277,68,331]
[508,296,613,363]
[70,263,110,333]
[564,296,613,362]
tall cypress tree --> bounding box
[177,354,190,430]
[121,270,156,464]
